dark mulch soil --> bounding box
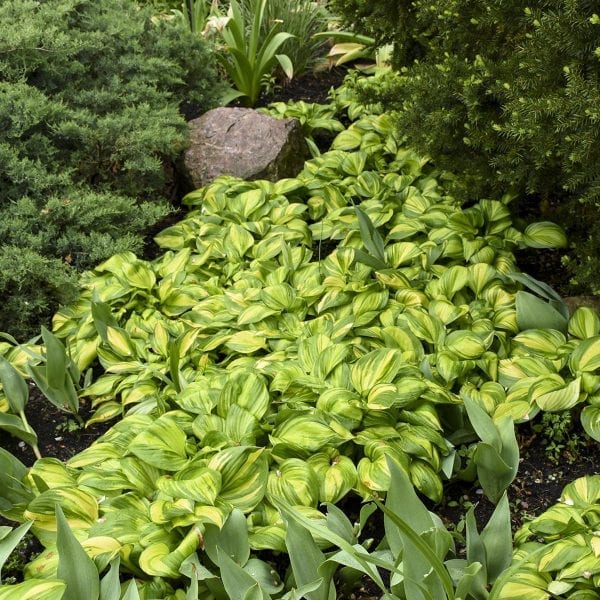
[2,66,598,598]
[0,388,115,467]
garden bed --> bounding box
[1,65,599,600]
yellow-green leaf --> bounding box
[569,336,600,373]
[0,580,66,600]
[568,307,600,340]
[581,406,600,442]
[128,415,188,471]
[225,331,267,354]
[523,221,567,249]
[350,348,404,396]
[535,377,582,411]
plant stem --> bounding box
[19,410,42,460]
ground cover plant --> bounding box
[0,68,599,598]
[0,0,222,339]
[329,0,600,298]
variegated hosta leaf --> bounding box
[460,381,506,414]
[511,329,566,356]
[127,414,188,471]
[27,458,77,491]
[380,325,424,358]
[156,464,222,505]
[428,299,468,325]
[260,283,297,311]
[315,388,363,430]
[534,377,582,412]
[217,370,270,420]
[207,446,268,513]
[385,242,422,268]
[468,263,498,296]
[498,356,556,387]
[0,579,66,600]
[522,221,567,249]
[138,527,200,578]
[569,336,600,373]
[24,487,98,546]
[266,458,320,508]
[356,440,409,496]
[409,459,443,503]
[149,498,204,528]
[270,412,353,453]
[581,405,600,442]
[401,308,445,345]
[350,348,404,396]
[491,570,552,600]
[175,379,218,415]
[435,265,469,300]
[224,330,267,354]
[568,306,600,339]
[444,330,490,360]
[307,449,357,504]
[559,474,600,507]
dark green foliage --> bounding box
[333,0,600,293]
[0,0,221,339]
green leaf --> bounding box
[355,207,386,263]
[480,492,512,582]
[0,521,32,582]
[217,549,269,600]
[285,517,336,600]
[0,356,28,414]
[379,458,454,599]
[204,509,250,567]
[515,291,568,332]
[121,580,141,600]
[0,412,38,448]
[99,557,121,600]
[56,504,100,600]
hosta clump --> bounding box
[0,71,581,596]
[491,475,600,599]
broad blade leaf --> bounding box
[56,504,100,600]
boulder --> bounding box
[183,107,309,188]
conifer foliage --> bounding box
[331,0,600,293]
[0,0,221,338]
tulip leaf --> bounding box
[515,291,568,333]
[56,504,100,600]
[0,356,28,414]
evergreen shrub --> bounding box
[0,0,221,339]
[330,0,600,294]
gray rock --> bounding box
[183,107,309,188]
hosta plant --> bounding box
[0,70,596,597]
[491,475,600,599]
